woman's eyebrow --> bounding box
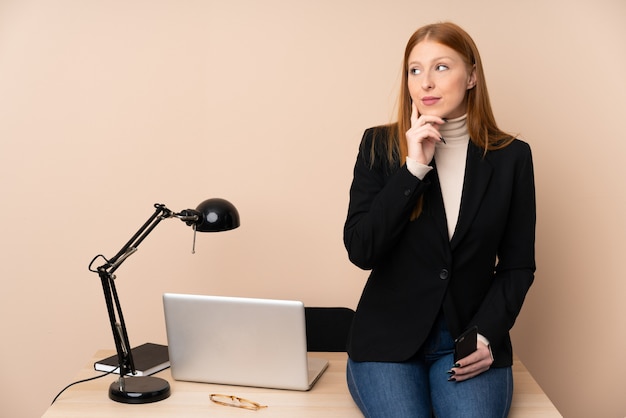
[408,56,455,66]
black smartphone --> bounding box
[454,325,478,362]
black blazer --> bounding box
[344,127,536,368]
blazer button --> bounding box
[404,189,411,196]
[439,269,449,280]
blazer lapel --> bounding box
[450,143,493,249]
[425,160,451,245]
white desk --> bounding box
[42,351,561,417]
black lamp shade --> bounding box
[194,198,240,232]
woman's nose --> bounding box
[421,72,434,90]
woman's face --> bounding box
[407,40,476,119]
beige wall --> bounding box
[1,1,624,417]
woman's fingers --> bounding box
[410,102,419,126]
[406,105,447,164]
[449,343,494,382]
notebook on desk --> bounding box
[162,293,329,391]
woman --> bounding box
[343,22,535,417]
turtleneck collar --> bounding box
[439,114,469,144]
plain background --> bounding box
[1,1,624,417]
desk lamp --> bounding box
[88,198,240,403]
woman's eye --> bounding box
[435,64,449,71]
[409,68,421,75]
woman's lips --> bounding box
[421,96,440,106]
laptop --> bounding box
[162,293,329,391]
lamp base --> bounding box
[109,376,171,404]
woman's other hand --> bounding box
[449,341,494,382]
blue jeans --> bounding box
[346,315,513,418]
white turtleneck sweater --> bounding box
[405,114,470,240]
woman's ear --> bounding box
[467,65,477,89]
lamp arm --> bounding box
[93,203,179,378]
[105,204,171,274]
[98,268,134,376]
